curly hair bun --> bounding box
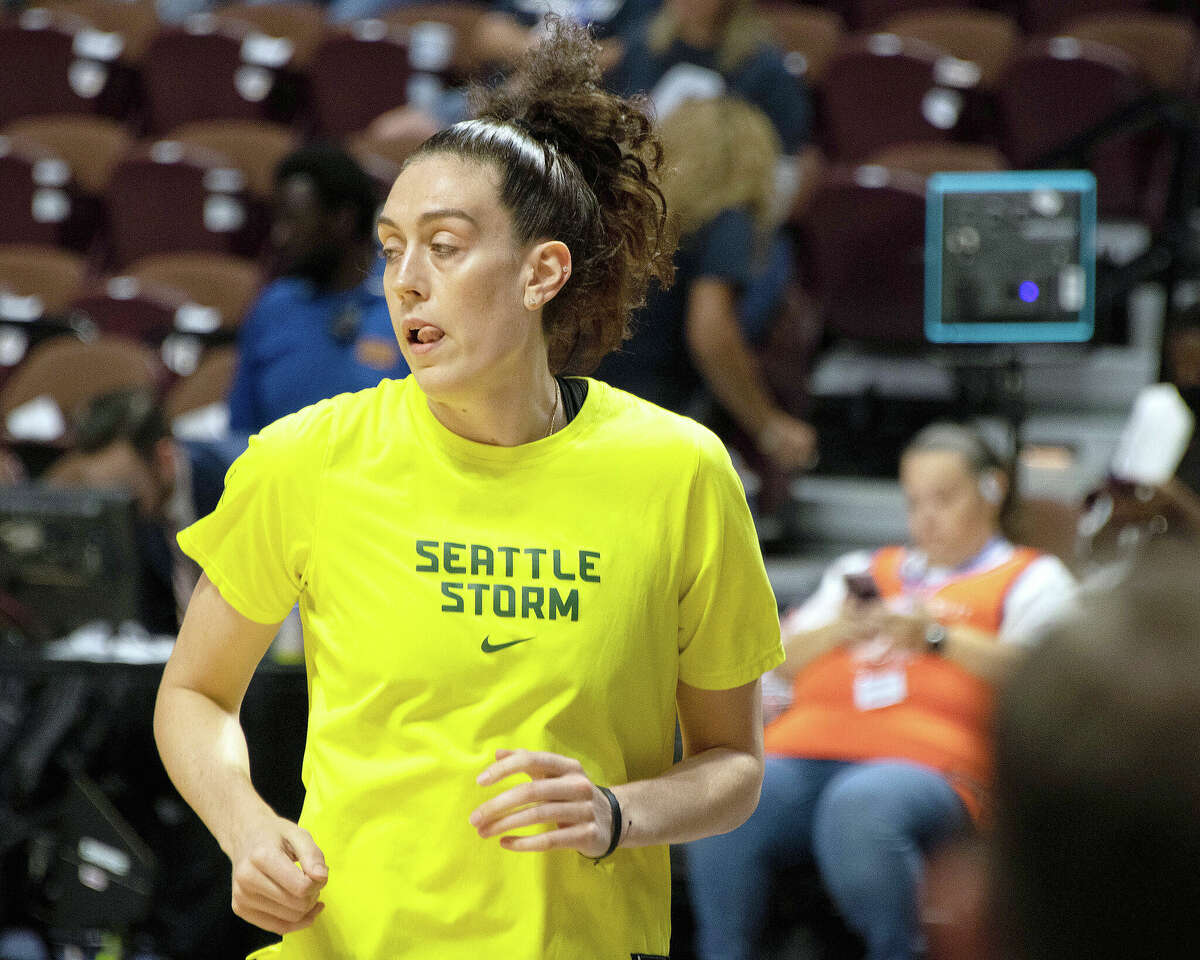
[426,18,676,373]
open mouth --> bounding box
[404,321,445,346]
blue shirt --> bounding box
[610,29,812,152]
[228,271,409,434]
[594,208,753,412]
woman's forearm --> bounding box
[778,620,851,681]
[153,684,274,858]
[612,745,764,848]
[942,625,1023,684]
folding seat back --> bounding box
[309,22,410,138]
[799,163,928,344]
[0,8,122,124]
[141,17,287,131]
[0,335,161,446]
[821,33,971,160]
[104,139,256,268]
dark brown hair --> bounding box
[409,19,675,374]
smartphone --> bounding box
[844,572,881,602]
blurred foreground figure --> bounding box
[927,539,1200,960]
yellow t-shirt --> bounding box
[177,375,783,960]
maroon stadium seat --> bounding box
[125,251,262,332]
[140,17,292,132]
[65,275,193,345]
[104,139,258,268]
[0,245,89,316]
[214,1,326,71]
[820,32,971,161]
[799,162,928,345]
[1017,0,1154,35]
[0,335,162,447]
[383,2,487,85]
[0,7,127,125]
[1062,11,1200,95]
[999,36,1163,221]
[0,134,93,250]
[757,3,846,88]
[309,21,410,138]
[837,0,963,32]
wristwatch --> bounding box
[925,622,949,655]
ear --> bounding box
[979,470,1006,506]
[522,240,573,312]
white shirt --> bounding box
[782,541,1076,645]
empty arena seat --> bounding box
[820,32,971,160]
[999,36,1163,221]
[1061,11,1200,94]
[838,0,964,32]
[125,251,262,331]
[104,139,257,268]
[164,344,237,436]
[2,114,132,197]
[383,2,486,84]
[0,335,161,446]
[882,8,1020,90]
[799,163,928,344]
[757,3,846,86]
[0,245,88,316]
[65,275,195,345]
[166,118,298,201]
[1018,0,1154,35]
[0,133,96,250]
[309,20,410,138]
[214,1,325,70]
[868,141,1009,177]
[140,16,294,132]
[0,7,127,124]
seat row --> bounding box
[0,0,481,137]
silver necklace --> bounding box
[545,379,561,439]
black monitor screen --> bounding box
[0,486,142,639]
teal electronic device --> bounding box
[925,170,1097,344]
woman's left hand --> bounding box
[468,749,617,857]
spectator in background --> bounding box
[686,422,1077,960]
[609,0,811,154]
[228,145,408,435]
[43,388,244,634]
[594,96,816,473]
[928,539,1200,960]
[361,0,660,141]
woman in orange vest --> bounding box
[686,422,1078,960]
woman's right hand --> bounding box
[229,813,329,935]
[757,412,818,473]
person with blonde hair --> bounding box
[610,0,811,152]
[595,94,816,473]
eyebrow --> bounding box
[376,209,480,231]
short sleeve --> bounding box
[176,399,336,624]
[998,555,1078,646]
[693,209,754,290]
[677,429,784,689]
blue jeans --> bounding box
[685,756,969,960]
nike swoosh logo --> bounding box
[481,635,534,653]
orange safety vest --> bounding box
[763,544,1041,819]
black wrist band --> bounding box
[593,785,622,862]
